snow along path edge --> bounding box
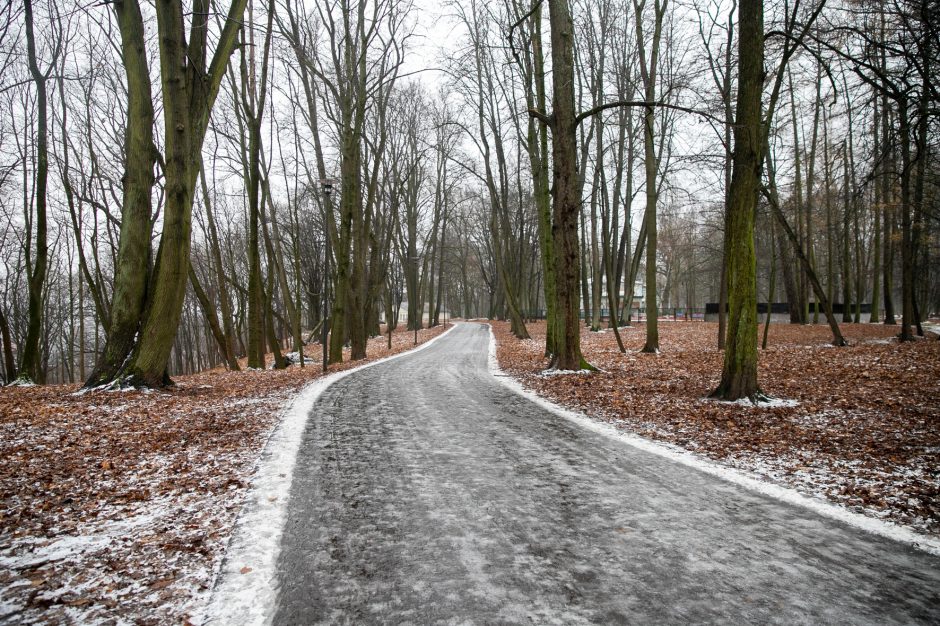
[195,324,458,625]
[486,324,940,558]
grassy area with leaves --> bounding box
[0,325,446,625]
[494,320,940,538]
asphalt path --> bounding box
[274,322,940,625]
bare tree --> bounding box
[86,0,248,387]
[17,0,61,383]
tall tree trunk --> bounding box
[712,0,762,400]
[263,180,304,359]
[805,67,822,324]
[882,97,897,324]
[121,0,249,386]
[823,112,835,316]
[200,162,240,368]
[590,170,603,332]
[0,307,15,383]
[588,39,605,334]
[246,137,266,369]
[330,185,351,363]
[544,0,591,370]
[19,0,51,383]
[870,89,882,323]
[85,0,156,387]
[883,198,896,324]
[241,2,274,368]
[788,71,807,324]
[264,265,287,369]
[842,144,853,323]
[634,0,667,353]
[848,136,862,324]
[898,99,914,341]
[434,210,448,325]
[716,8,734,349]
[762,220,777,350]
[911,12,930,336]
[580,209,591,326]
[522,3,557,355]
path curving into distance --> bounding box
[273,322,940,625]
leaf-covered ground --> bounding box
[494,320,940,538]
[0,325,446,625]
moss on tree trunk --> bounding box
[712,0,763,401]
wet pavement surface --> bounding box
[274,323,940,625]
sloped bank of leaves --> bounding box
[494,321,940,537]
[0,325,446,625]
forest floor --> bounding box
[0,325,446,625]
[494,320,940,541]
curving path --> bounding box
[273,322,940,625]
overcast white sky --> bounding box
[399,0,463,89]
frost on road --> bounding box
[274,323,940,625]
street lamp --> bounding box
[320,178,337,373]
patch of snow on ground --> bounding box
[734,396,799,408]
[536,368,595,377]
[699,395,800,409]
[282,352,316,366]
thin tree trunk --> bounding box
[261,171,304,361]
[264,264,287,369]
[764,148,848,347]
[19,0,51,383]
[898,99,914,341]
[870,89,882,323]
[762,220,776,350]
[823,115,835,318]
[716,7,734,349]
[624,221,648,326]
[634,0,667,353]
[199,161,240,368]
[842,144,853,323]
[806,66,822,324]
[0,307,15,383]
[788,71,807,324]
[189,267,237,369]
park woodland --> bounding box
[0,0,937,397]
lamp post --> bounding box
[320,178,337,373]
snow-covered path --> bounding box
[273,322,940,624]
